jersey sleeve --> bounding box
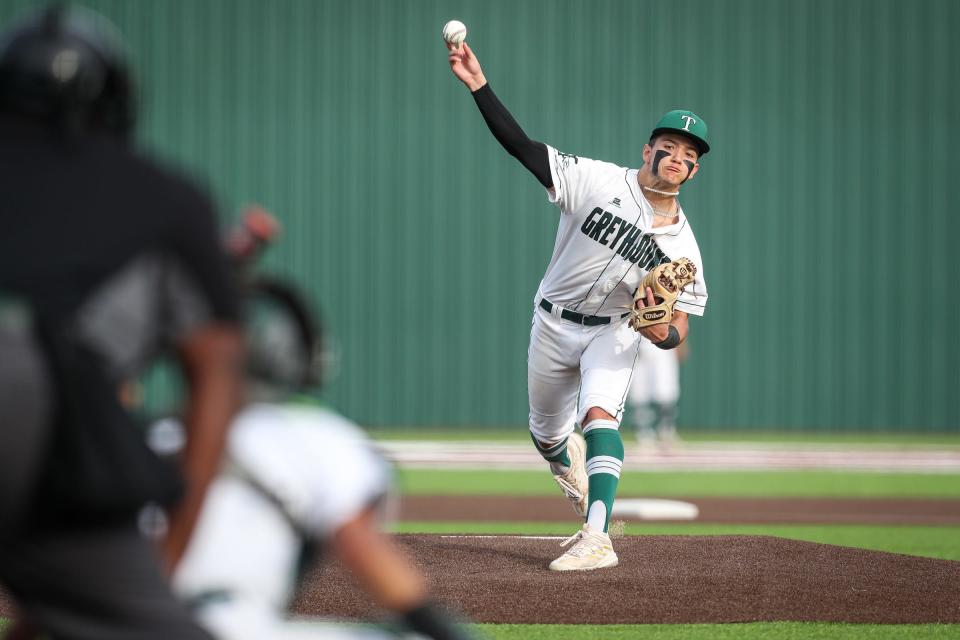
[674,250,708,316]
[651,221,708,316]
[545,145,612,214]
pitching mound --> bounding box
[293,534,960,624]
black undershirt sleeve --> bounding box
[169,187,241,323]
[471,83,552,188]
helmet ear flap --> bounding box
[92,55,135,136]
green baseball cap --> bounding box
[650,109,710,156]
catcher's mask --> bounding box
[245,278,331,393]
[0,5,135,137]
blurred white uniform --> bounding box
[172,402,396,640]
[628,338,681,443]
[629,338,680,406]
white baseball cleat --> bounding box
[552,432,588,517]
[549,523,619,571]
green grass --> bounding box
[476,623,960,639]
[396,469,960,498]
[5,618,956,639]
[393,522,960,560]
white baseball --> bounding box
[442,20,467,47]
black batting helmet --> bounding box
[0,5,135,136]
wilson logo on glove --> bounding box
[629,257,697,331]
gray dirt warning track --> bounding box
[378,440,960,472]
[399,495,960,525]
[293,534,960,624]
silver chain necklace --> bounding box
[640,186,679,218]
[641,185,679,217]
[650,206,678,219]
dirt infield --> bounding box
[3,497,959,624]
[294,534,960,624]
[2,532,959,624]
[400,495,960,525]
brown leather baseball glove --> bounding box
[629,257,697,331]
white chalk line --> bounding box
[439,535,565,540]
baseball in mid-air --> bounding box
[442,20,467,47]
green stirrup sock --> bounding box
[529,432,571,468]
[583,422,624,533]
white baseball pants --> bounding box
[527,302,641,443]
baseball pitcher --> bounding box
[446,37,709,571]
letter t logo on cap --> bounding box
[680,114,696,131]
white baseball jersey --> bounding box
[173,403,393,640]
[539,145,708,317]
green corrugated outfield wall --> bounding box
[2,0,957,430]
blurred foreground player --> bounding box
[0,6,242,639]
[170,217,471,640]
